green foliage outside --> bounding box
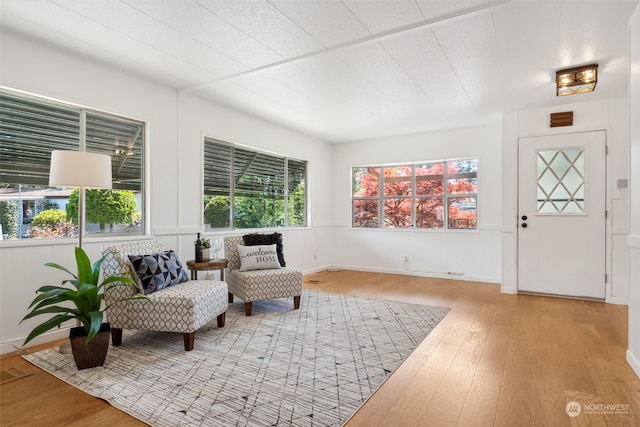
[29,209,76,238]
[234,197,284,229]
[31,209,67,228]
[67,189,137,229]
[204,196,230,228]
[203,183,305,229]
[287,183,305,226]
[0,200,19,238]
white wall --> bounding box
[627,4,640,379]
[0,29,332,353]
[330,124,503,283]
[502,97,630,302]
[176,93,334,270]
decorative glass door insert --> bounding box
[536,147,585,214]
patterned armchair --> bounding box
[224,235,302,316]
[101,240,228,351]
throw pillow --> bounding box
[242,232,286,267]
[128,250,189,294]
[237,244,281,272]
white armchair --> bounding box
[101,240,228,351]
[224,235,302,316]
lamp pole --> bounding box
[48,150,112,354]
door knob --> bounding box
[522,223,528,228]
[521,215,528,221]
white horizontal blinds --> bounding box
[85,112,143,192]
[234,147,285,200]
[203,139,232,196]
[0,91,80,186]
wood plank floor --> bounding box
[1,270,638,426]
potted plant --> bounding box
[201,237,211,261]
[21,246,142,369]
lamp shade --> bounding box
[49,150,113,189]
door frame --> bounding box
[501,124,614,303]
[516,130,608,299]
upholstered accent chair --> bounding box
[101,240,228,351]
[224,235,302,316]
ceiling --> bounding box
[1,0,638,143]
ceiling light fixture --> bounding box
[556,64,598,96]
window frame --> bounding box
[203,137,308,230]
[0,88,147,242]
[352,158,478,231]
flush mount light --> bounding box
[556,64,598,96]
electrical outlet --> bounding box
[404,256,409,262]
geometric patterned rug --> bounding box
[23,290,448,427]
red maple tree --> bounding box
[353,161,477,229]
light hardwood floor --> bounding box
[1,270,638,426]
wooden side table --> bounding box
[186,259,228,281]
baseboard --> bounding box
[607,295,629,305]
[0,328,69,356]
[500,285,517,294]
[627,349,640,380]
[302,266,330,276]
[331,264,501,284]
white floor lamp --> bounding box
[48,150,113,353]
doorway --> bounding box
[518,131,606,299]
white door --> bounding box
[518,131,606,299]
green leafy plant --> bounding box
[201,238,211,249]
[21,247,143,344]
[31,209,67,228]
[67,188,138,231]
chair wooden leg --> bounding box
[228,292,234,303]
[294,295,301,309]
[217,311,226,327]
[183,332,195,351]
[244,302,253,316]
[111,328,123,346]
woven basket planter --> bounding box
[69,323,111,370]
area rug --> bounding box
[24,290,448,426]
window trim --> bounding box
[202,136,308,230]
[351,158,478,231]
[0,87,148,242]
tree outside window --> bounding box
[352,159,477,230]
[203,138,307,229]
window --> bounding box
[352,159,477,230]
[203,138,307,229]
[0,90,145,240]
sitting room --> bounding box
[1,1,639,426]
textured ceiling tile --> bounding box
[295,54,407,118]
[432,11,508,112]
[51,0,248,78]
[416,0,490,21]
[2,0,638,142]
[556,0,638,67]
[343,0,425,34]
[491,1,562,109]
[121,0,282,69]
[270,0,371,47]
[1,1,217,88]
[194,0,323,58]
[381,28,474,116]
[336,42,438,114]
